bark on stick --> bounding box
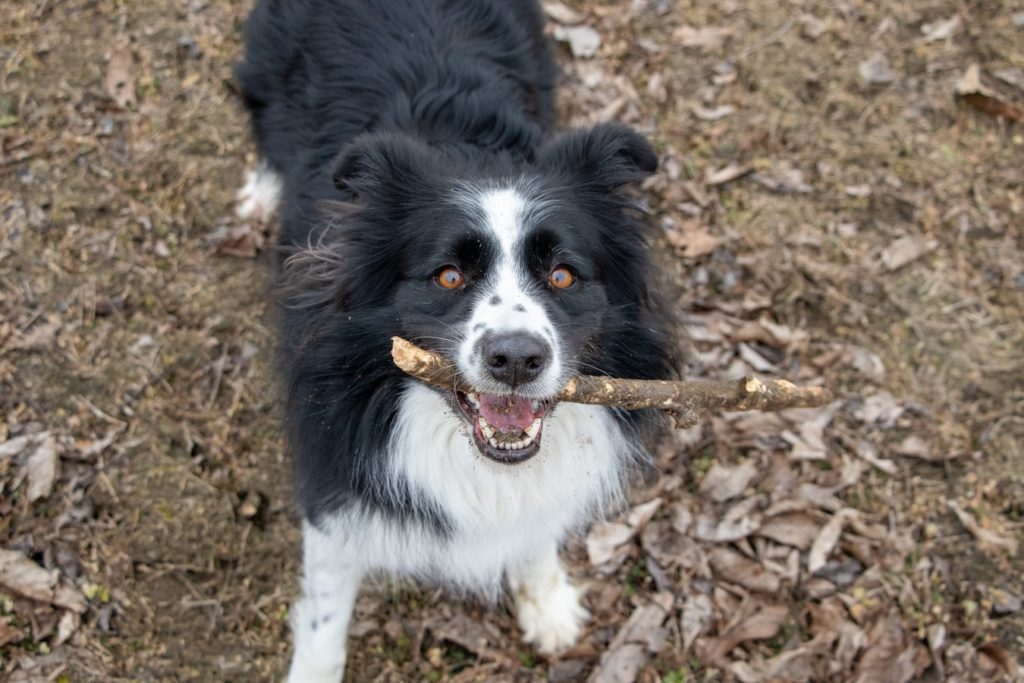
[391,337,834,428]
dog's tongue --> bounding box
[478,394,537,432]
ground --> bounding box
[1,0,1022,681]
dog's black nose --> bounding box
[483,333,550,386]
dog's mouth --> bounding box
[454,390,552,464]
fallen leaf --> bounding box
[844,345,886,383]
[854,391,904,427]
[693,497,764,542]
[948,501,1019,555]
[699,460,759,502]
[881,235,938,270]
[756,512,823,551]
[853,616,926,683]
[955,63,1024,122]
[701,602,789,663]
[680,593,714,653]
[586,521,634,565]
[553,25,601,59]
[590,596,671,683]
[976,642,1021,679]
[798,14,828,40]
[0,549,58,603]
[737,343,778,373]
[892,435,932,460]
[808,509,858,573]
[105,45,136,108]
[664,221,721,258]
[691,104,735,121]
[55,611,80,647]
[0,434,35,459]
[542,1,585,25]
[0,618,24,647]
[709,547,781,593]
[750,162,813,194]
[11,315,62,351]
[26,432,59,502]
[859,53,896,85]
[672,25,735,52]
[706,163,753,186]
[994,68,1024,92]
[215,224,264,258]
[627,497,662,528]
[852,440,898,475]
[733,317,808,351]
[781,402,841,460]
[642,519,706,569]
[920,15,960,42]
[730,634,830,683]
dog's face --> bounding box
[329,124,658,464]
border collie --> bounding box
[236,0,676,679]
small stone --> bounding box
[859,53,895,85]
[991,588,1022,617]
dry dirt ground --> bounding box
[2,0,1023,681]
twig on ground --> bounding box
[391,337,834,428]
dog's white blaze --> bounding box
[456,186,563,397]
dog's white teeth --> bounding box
[467,392,480,408]
[525,418,541,439]
[478,418,495,439]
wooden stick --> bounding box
[391,337,834,428]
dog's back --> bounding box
[237,0,555,247]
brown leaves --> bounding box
[699,461,758,502]
[955,64,1024,122]
[698,602,789,664]
[1,431,60,502]
[852,616,928,683]
[663,220,721,259]
[672,25,735,53]
[25,432,59,503]
[105,45,136,109]
[708,548,781,593]
[881,235,938,271]
[589,594,672,683]
[0,548,58,603]
[947,501,1020,555]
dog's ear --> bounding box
[536,123,658,190]
[331,133,433,200]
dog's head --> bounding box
[300,123,669,464]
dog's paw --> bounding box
[515,576,589,654]
[235,164,282,222]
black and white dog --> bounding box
[236,0,676,679]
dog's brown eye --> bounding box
[436,267,465,290]
[549,266,575,289]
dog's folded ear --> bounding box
[331,132,433,201]
[536,123,658,191]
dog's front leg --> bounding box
[287,521,364,683]
[508,543,589,654]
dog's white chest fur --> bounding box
[361,382,627,590]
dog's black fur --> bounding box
[236,0,676,530]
